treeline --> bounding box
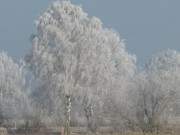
[0,1,180,134]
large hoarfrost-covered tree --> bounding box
[26,0,136,132]
[0,52,28,125]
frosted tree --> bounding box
[0,52,28,126]
[131,49,180,134]
[26,0,136,133]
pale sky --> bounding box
[0,0,180,64]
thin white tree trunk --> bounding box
[64,95,71,135]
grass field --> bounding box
[1,126,180,135]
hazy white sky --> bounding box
[0,0,179,64]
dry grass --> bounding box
[7,132,180,135]
[5,126,180,135]
[95,133,177,135]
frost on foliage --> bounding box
[0,52,28,120]
[146,49,180,73]
[26,0,136,124]
[128,49,180,130]
[145,49,180,95]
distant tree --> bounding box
[130,49,180,134]
[26,0,136,133]
[0,52,28,126]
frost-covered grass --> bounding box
[5,129,180,135]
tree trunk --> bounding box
[64,95,71,135]
[85,104,95,133]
